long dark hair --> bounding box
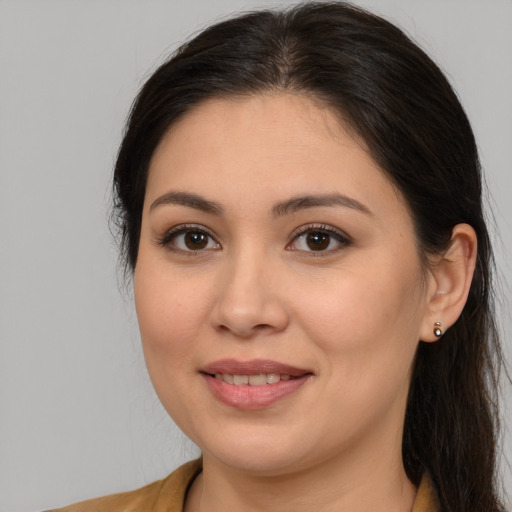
[112,2,506,510]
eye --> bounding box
[287,224,351,254]
[159,225,221,253]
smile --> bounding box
[213,373,293,385]
[201,359,312,409]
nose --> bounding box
[210,249,289,339]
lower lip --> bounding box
[202,374,310,410]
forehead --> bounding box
[153,92,359,160]
[146,93,405,218]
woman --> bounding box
[49,2,507,511]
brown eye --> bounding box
[160,226,221,253]
[288,225,351,254]
[184,232,209,250]
[306,232,330,251]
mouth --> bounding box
[209,372,295,386]
[200,359,313,409]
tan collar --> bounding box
[412,473,440,512]
[49,459,440,512]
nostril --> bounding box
[210,291,289,338]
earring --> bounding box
[433,322,443,337]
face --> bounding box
[135,93,432,476]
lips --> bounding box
[200,359,312,409]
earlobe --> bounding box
[420,224,477,342]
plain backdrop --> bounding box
[1,1,511,510]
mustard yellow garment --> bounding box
[46,458,439,512]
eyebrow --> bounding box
[150,191,223,215]
[272,194,373,218]
[149,191,372,217]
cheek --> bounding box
[134,263,215,437]
[134,263,211,371]
[292,251,425,375]
[291,260,425,439]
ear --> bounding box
[420,224,477,342]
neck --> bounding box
[185,440,417,512]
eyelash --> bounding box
[158,223,351,255]
[158,224,220,255]
[286,224,352,255]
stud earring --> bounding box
[433,322,443,337]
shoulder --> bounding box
[412,473,440,512]
[44,459,202,512]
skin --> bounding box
[134,93,477,512]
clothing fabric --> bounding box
[46,458,439,512]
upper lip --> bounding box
[201,359,312,376]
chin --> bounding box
[188,421,334,476]
[205,445,310,476]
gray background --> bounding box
[1,1,510,510]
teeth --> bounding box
[214,373,294,385]
[233,374,249,385]
[248,374,267,386]
[267,373,280,384]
